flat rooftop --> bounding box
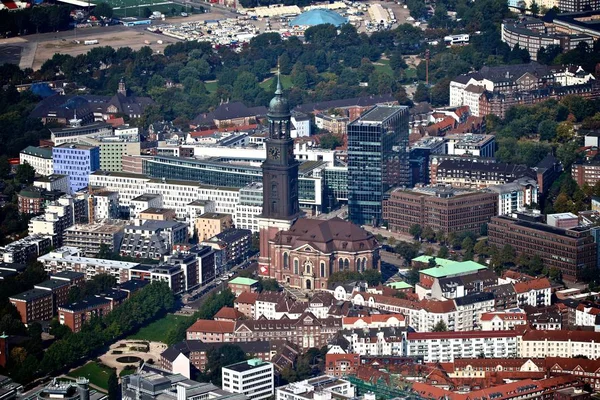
[351,105,407,124]
[54,143,97,150]
[132,193,161,202]
[34,279,69,291]
[224,359,270,373]
[34,174,68,183]
[38,252,140,269]
[414,256,487,278]
[199,212,231,219]
[140,208,175,215]
[65,222,126,235]
[229,277,258,286]
[9,288,52,302]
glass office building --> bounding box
[347,105,410,226]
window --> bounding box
[283,253,289,270]
[344,259,349,270]
[294,259,299,275]
[321,262,326,278]
[338,258,344,270]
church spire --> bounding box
[275,63,283,95]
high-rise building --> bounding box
[53,143,100,193]
[257,74,300,277]
[222,359,274,400]
[347,105,409,226]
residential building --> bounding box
[347,105,410,225]
[514,277,552,307]
[130,193,163,219]
[254,291,288,320]
[430,159,537,189]
[315,113,350,135]
[1,234,54,263]
[340,327,406,357]
[164,253,200,292]
[480,309,527,330]
[234,292,258,318]
[547,212,579,229]
[34,278,70,312]
[383,187,497,236]
[91,191,119,222]
[406,331,520,362]
[234,183,262,233]
[454,292,495,331]
[38,247,140,283]
[429,268,498,300]
[196,213,234,241]
[19,146,53,176]
[200,228,251,268]
[444,134,496,158]
[28,195,87,241]
[121,220,188,260]
[573,159,600,187]
[33,174,70,194]
[139,208,176,221]
[18,186,59,215]
[551,11,600,39]
[190,101,267,129]
[52,144,100,193]
[291,112,311,138]
[484,284,518,310]
[501,18,594,61]
[63,222,125,257]
[521,330,600,359]
[188,199,216,235]
[58,296,112,333]
[150,265,186,294]
[222,359,274,400]
[275,376,355,400]
[9,289,54,324]
[188,245,217,285]
[228,277,259,296]
[489,178,539,215]
[186,320,236,342]
[558,0,600,13]
[488,215,597,282]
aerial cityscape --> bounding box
[0,0,600,399]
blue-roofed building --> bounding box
[30,83,56,98]
[289,9,348,27]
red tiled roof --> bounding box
[186,319,235,334]
[214,306,245,320]
[514,277,551,293]
[523,329,600,342]
[235,291,259,305]
[545,357,600,373]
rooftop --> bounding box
[132,193,162,202]
[34,279,70,291]
[65,222,126,235]
[9,288,52,302]
[414,256,487,278]
[54,143,97,150]
[140,208,175,215]
[51,270,85,281]
[34,174,68,183]
[229,277,259,286]
[223,358,270,373]
[350,105,408,125]
[59,296,111,312]
[20,146,53,159]
[199,212,232,220]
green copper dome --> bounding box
[268,75,290,116]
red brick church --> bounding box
[257,75,380,290]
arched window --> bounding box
[294,259,299,275]
[344,259,350,270]
[338,258,344,270]
[363,258,368,271]
[283,253,289,270]
[305,263,311,275]
[320,262,326,278]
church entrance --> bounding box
[306,279,312,290]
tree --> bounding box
[409,224,422,240]
[362,269,382,286]
[319,133,342,150]
[538,120,558,141]
[15,163,35,184]
[93,2,114,19]
[479,223,488,237]
[142,7,152,18]
[474,240,489,256]
[428,257,437,269]
[422,226,436,242]
[500,244,516,266]
[203,344,247,385]
[432,320,448,332]
[461,237,475,252]
[413,83,429,103]
[0,155,10,179]
[438,245,449,258]
[259,278,280,292]
[529,0,540,16]
[107,370,119,400]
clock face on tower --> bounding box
[269,147,280,160]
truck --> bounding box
[84,39,99,45]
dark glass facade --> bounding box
[347,106,409,226]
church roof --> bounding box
[273,217,379,253]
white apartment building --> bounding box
[454,292,495,331]
[351,293,458,332]
[222,359,274,400]
[38,246,139,283]
[575,304,600,328]
[20,146,54,176]
[341,328,405,357]
[520,330,600,359]
[480,309,527,331]
[28,196,78,237]
[89,171,240,221]
[130,193,163,219]
[187,200,216,235]
[276,376,355,400]
[489,178,539,216]
[254,292,286,320]
[342,315,406,330]
[291,113,311,138]
[92,192,119,221]
[33,174,70,194]
[514,278,552,308]
[406,331,519,363]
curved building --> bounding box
[289,9,348,27]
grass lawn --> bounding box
[205,80,218,93]
[120,367,137,377]
[373,59,393,76]
[405,68,417,80]
[127,314,191,343]
[68,362,113,391]
[260,74,292,90]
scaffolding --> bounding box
[344,375,423,399]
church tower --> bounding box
[257,73,300,277]
[117,78,127,96]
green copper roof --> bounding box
[413,256,487,278]
[229,277,258,286]
[21,146,52,159]
[386,281,412,290]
